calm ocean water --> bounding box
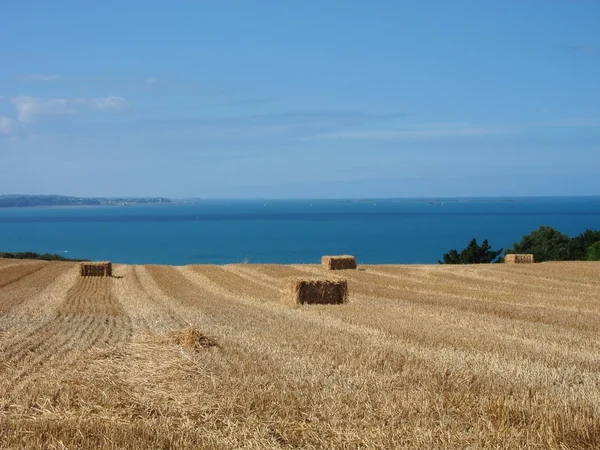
[0,197,599,265]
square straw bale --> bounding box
[283,277,348,305]
[505,254,534,264]
[321,255,357,270]
[80,261,112,277]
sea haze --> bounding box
[0,197,599,265]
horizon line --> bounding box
[2,193,600,201]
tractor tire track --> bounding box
[0,276,133,398]
[113,265,188,333]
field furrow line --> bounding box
[0,263,46,292]
[186,265,279,303]
[367,265,569,296]
[248,264,313,281]
[362,264,453,285]
[4,305,132,399]
[0,316,62,371]
[3,315,101,397]
[2,268,135,396]
[59,276,124,317]
[290,265,600,332]
[366,266,600,311]
[221,265,282,290]
[3,261,600,449]
[0,314,74,374]
[370,265,522,286]
[488,264,600,289]
[15,315,92,368]
[300,264,586,308]
[0,266,79,351]
[0,260,37,270]
[235,266,600,370]
[155,266,416,380]
[0,262,74,314]
[171,266,600,406]
[0,262,48,289]
[445,264,599,297]
[100,315,133,348]
[130,266,190,331]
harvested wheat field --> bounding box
[1,258,600,449]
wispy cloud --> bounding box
[137,110,408,141]
[180,84,232,96]
[228,96,280,107]
[527,117,600,129]
[568,45,598,54]
[544,118,600,128]
[144,76,158,87]
[0,117,19,136]
[15,74,60,82]
[10,96,129,123]
[307,124,513,141]
[304,116,600,142]
[90,96,128,111]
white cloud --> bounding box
[15,74,60,82]
[144,76,158,86]
[11,97,74,123]
[89,96,128,111]
[0,117,19,135]
[10,96,129,123]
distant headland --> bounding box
[0,195,173,208]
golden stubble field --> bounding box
[1,258,600,449]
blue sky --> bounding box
[0,1,599,198]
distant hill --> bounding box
[0,195,172,208]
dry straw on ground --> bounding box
[284,277,348,304]
[4,259,600,448]
[321,255,357,270]
[80,261,112,277]
[157,328,219,349]
[505,254,535,264]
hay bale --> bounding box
[80,261,112,277]
[505,254,534,264]
[321,255,357,270]
[283,277,348,305]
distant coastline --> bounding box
[3,195,599,209]
[0,195,173,208]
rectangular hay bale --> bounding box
[283,277,348,305]
[321,255,357,270]
[80,261,112,277]
[505,254,534,264]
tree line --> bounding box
[0,252,88,262]
[439,226,600,264]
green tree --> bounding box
[588,242,600,261]
[439,238,503,264]
[570,229,600,260]
[507,226,572,262]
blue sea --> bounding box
[0,197,599,265]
